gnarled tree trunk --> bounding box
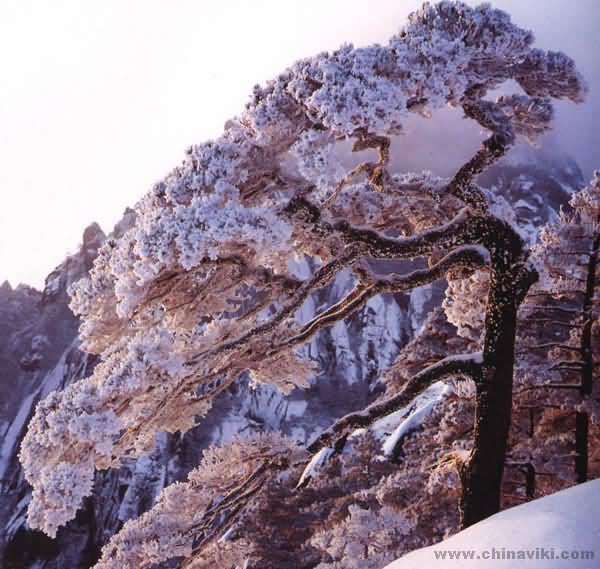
[461,257,535,527]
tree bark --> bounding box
[574,219,600,482]
[575,411,589,483]
[460,252,535,527]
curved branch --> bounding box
[447,88,517,211]
[307,352,484,453]
[188,246,365,363]
[338,209,523,263]
[287,196,524,267]
[323,131,391,206]
[270,245,488,355]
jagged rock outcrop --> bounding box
[480,142,584,240]
[0,223,105,568]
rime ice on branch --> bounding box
[20,0,585,550]
[92,434,304,569]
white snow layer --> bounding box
[297,447,334,488]
[381,383,453,457]
[366,381,452,457]
[385,478,600,569]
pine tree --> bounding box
[18,2,586,565]
[510,173,600,496]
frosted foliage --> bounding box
[570,170,600,224]
[534,222,588,291]
[532,172,600,291]
[142,176,290,273]
[312,504,411,569]
[426,450,468,496]
[449,375,477,399]
[19,329,189,535]
[246,0,583,142]
[295,44,411,135]
[292,130,344,201]
[443,270,489,341]
[26,461,95,538]
[68,0,584,336]
[92,435,303,569]
[68,241,124,353]
[20,0,587,541]
[328,171,451,236]
[73,181,291,322]
[249,349,316,393]
[495,94,553,141]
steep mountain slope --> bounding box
[0,224,105,568]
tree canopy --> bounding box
[20,3,586,562]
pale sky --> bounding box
[1,0,598,289]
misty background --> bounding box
[0,0,598,288]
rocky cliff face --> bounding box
[0,223,105,568]
[480,142,584,242]
[0,149,584,569]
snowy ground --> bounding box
[385,478,600,569]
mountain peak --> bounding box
[81,222,106,253]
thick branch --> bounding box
[307,353,483,453]
[188,246,364,363]
[445,89,516,211]
[270,245,488,355]
[287,198,524,268]
[519,343,583,353]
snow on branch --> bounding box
[381,382,454,458]
[272,245,489,353]
[288,198,523,264]
[307,352,483,454]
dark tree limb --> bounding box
[189,246,365,363]
[307,353,483,453]
[271,245,488,355]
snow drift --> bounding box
[385,478,600,569]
